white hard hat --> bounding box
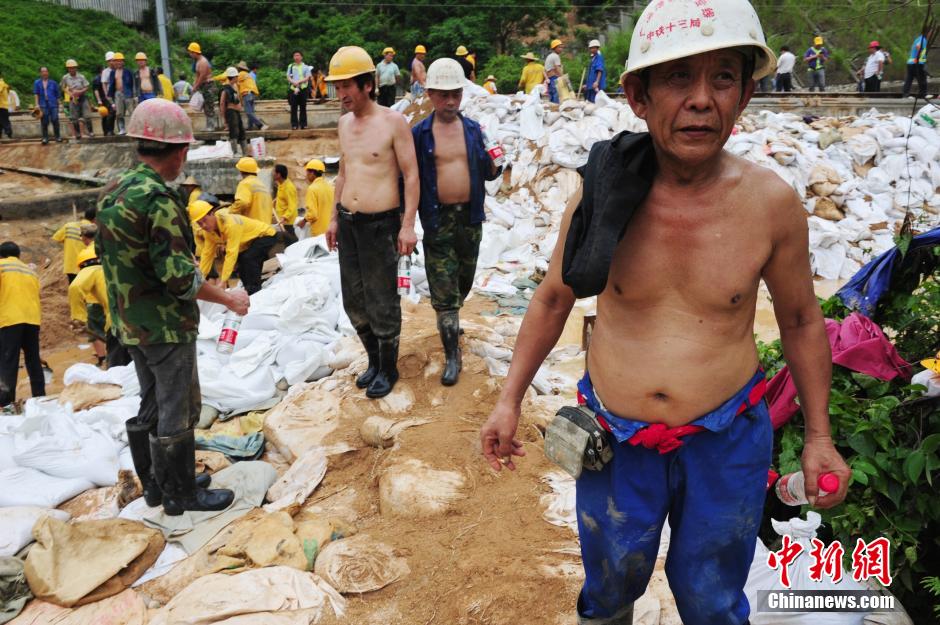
[627,0,776,80]
[588,39,601,48]
[105,51,115,61]
[225,66,239,78]
[426,58,466,90]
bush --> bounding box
[759,245,940,622]
[479,55,525,95]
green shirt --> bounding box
[96,162,203,346]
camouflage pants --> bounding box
[422,203,482,312]
[200,81,220,131]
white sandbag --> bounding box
[0,467,94,508]
[378,458,465,517]
[63,362,140,396]
[264,447,328,512]
[0,507,71,557]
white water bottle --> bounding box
[775,471,840,506]
[480,126,505,168]
[397,255,412,296]
[217,312,242,354]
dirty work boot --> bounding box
[366,337,399,399]
[149,430,232,516]
[438,310,461,386]
[355,331,380,389]
[126,418,211,507]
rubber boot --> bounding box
[117,118,126,135]
[239,140,248,157]
[366,337,399,399]
[126,418,211,507]
[150,430,233,516]
[438,310,461,386]
[355,331,380,389]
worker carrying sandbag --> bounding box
[96,98,249,516]
[190,199,277,295]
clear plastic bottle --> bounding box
[480,126,506,168]
[397,255,412,296]
[217,312,242,354]
[775,471,840,506]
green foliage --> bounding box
[922,576,940,618]
[0,0,154,95]
[479,55,522,95]
[763,254,940,622]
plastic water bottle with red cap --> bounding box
[775,470,840,506]
[480,126,505,168]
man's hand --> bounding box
[224,289,250,316]
[325,220,338,251]
[801,435,850,508]
[398,225,417,256]
[480,399,527,471]
[592,80,599,90]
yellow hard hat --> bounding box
[113,52,125,61]
[188,200,213,223]
[76,246,97,267]
[415,45,427,54]
[235,156,259,174]
[304,159,326,172]
[135,52,147,61]
[325,46,376,82]
[814,36,824,46]
[551,39,563,49]
[455,45,469,56]
[187,42,202,54]
[382,47,395,55]
[65,59,78,68]
[98,105,109,117]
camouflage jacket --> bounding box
[96,162,204,345]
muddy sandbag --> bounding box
[813,196,845,221]
[314,534,409,594]
[57,382,122,411]
[359,416,431,448]
[213,511,307,573]
[378,459,465,517]
[264,447,327,512]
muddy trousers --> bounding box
[224,109,246,155]
[127,342,200,437]
[40,108,60,141]
[337,207,401,341]
[421,202,481,313]
[0,323,44,406]
[575,387,771,624]
[237,235,277,295]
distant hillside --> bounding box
[0,0,158,96]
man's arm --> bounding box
[480,186,581,471]
[393,113,419,255]
[326,147,344,251]
[762,181,850,508]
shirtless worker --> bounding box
[412,58,502,385]
[324,45,419,399]
[187,42,219,131]
[479,1,851,623]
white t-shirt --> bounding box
[864,50,885,79]
[544,52,562,75]
[776,51,795,74]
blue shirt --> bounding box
[33,78,60,110]
[804,46,829,70]
[411,112,502,233]
[909,35,928,64]
[589,52,606,89]
[106,69,134,98]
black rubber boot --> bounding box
[366,337,399,399]
[150,430,233,516]
[438,311,461,386]
[125,417,163,507]
[355,331,380,389]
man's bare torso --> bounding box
[433,117,471,204]
[588,155,780,426]
[194,57,210,88]
[339,106,403,213]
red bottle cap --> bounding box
[818,473,839,493]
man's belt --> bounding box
[440,202,470,212]
[338,206,400,223]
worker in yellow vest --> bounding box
[0,241,45,406]
[297,159,333,237]
[190,200,277,294]
[230,157,274,224]
[69,246,110,366]
[52,207,96,282]
[157,67,174,102]
[236,61,266,130]
[273,164,299,242]
[517,53,546,96]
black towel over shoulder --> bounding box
[561,131,657,298]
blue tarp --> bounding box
[837,227,940,316]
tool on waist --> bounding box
[544,405,613,479]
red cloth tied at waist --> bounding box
[581,377,768,455]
